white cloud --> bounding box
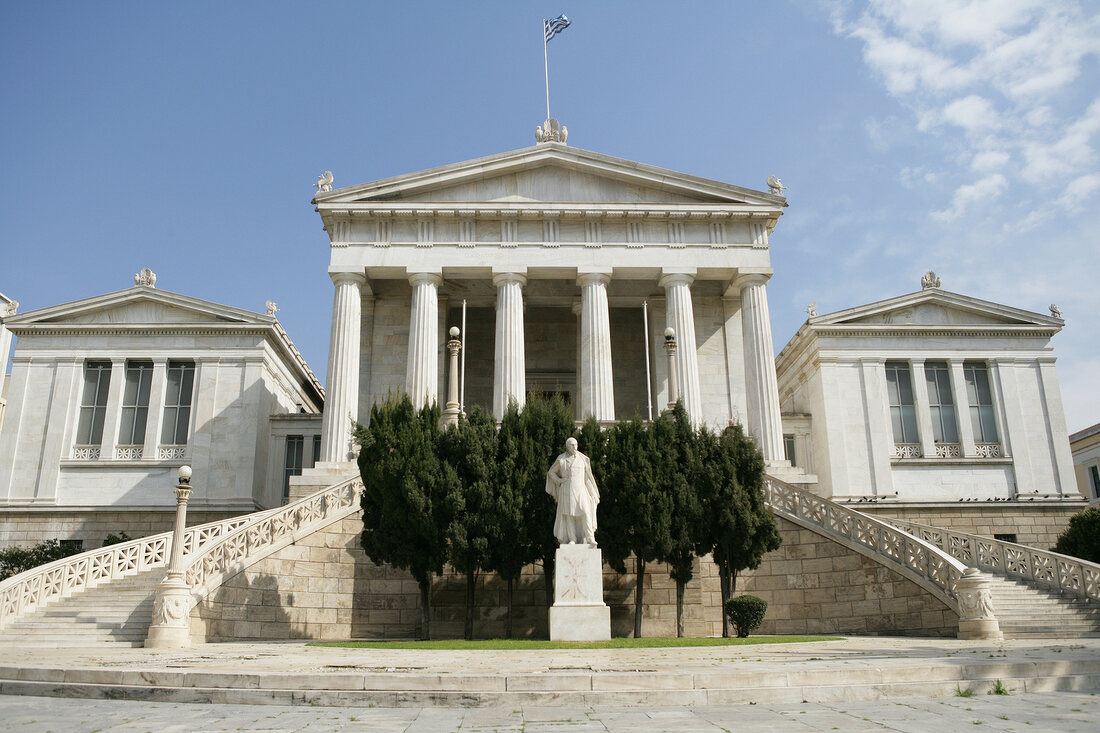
[1056,173,1100,211]
[900,166,937,188]
[931,173,1007,221]
[941,94,1000,131]
[970,150,1009,172]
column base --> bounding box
[144,576,193,648]
[439,406,463,429]
[958,618,1004,641]
[550,604,611,642]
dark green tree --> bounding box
[652,404,703,637]
[698,424,782,637]
[488,402,530,637]
[354,396,448,639]
[518,393,577,608]
[598,415,671,638]
[0,539,84,581]
[1053,505,1100,563]
[439,405,498,640]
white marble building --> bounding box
[775,275,1081,505]
[0,292,17,430]
[312,140,791,468]
[0,272,323,548]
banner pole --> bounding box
[460,299,467,412]
[543,21,551,121]
[643,300,653,421]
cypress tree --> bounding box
[439,405,498,640]
[488,402,528,637]
[355,397,448,639]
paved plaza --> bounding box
[0,691,1098,732]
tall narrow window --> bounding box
[77,361,112,445]
[284,435,304,498]
[1090,465,1100,500]
[964,362,999,443]
[783,434,797,467]
[161,361,195,445]
[118,361,153,445]
[924,361,958,444]
[310,434,321,469]
[885,361,920,445]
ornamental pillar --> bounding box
[319,271,366,463]
[493,272,527,419]
[659,272,702,422]
[577,271,615,420]
[406,272,443,408]
[738,274,785,463]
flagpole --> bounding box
[543,20,551,121]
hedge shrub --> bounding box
[1053,505,1100,563]
[724,594,768,638]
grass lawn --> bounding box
[308,636,840,650]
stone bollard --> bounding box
[956,567,1003,640]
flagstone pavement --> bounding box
[1,690,1098,732]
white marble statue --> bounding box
[545,437,600,546]
[1049,304,1062,318]
[766,175,787,195]
[315,171,333,192]
[921,270,942,289]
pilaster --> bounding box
[859,358,894,496]
[143,359,168,460]
[949,359,977,458]
[1037,359,1078,496]
[910,360,937,459]
[320,271,366,463]
[99,357,128,460]
[658,271,702,423]
[577,271,615,420]
[493,271,527,419]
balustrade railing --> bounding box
[892,443,922,458]
[884,518,1100,604]
[183,476,363,600]
[0,507,277,629]
[763,476,968,609]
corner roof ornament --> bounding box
[766,176,787,195]
[134,268,157,288]
[315,171,333,193]
[536,118,567,145]
[921,270,941,290]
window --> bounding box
[924,362,958,444]
[1090,465,1100,500]
[118,361,153,445]
[993,533,1018,544]
[284,435,304,498]
[310,434,321,469]
[161,361,195,445]
[885,362,920,444]
[783,434,797,467]
[964,363,999,443]
[76,361,112,445]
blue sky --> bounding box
[2,1,1097,432]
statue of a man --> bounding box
[545,437,600,546]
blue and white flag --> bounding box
[544,14,571,43]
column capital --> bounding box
[733,272,771,290]
[329,269,367,286]
[577,271,612,287]
[408,272,443,288]
[658,270,696,288]
[492,271,527,288]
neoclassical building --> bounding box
[0,273,323,548]
[312,140,791,471]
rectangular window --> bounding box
[885,361,920,444]
[284,435,304,498]
[161,361,195,445]
[76,361,112,445]
[783,434,797,467]
[993,533,1018,544]
[310,434,321,469]
[118,361,153,445]
[1090,465,1100,500]
[924,361,958,444]
[964,362,999,443]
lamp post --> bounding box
[440,326,463,429]
[663,327,680,413]
[145,465,194,648]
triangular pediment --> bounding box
[813,290,1062,328]
[314,144,785,207]
[5,287,271,328]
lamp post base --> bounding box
[144,576,193,648]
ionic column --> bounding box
[578,271,615,420]
[406,272,443,408]
[738,274,785,463]
[320,271,366,463]
[659,272,702,422]
[493,272,527,419]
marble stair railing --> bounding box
[883,518,1100,605]
[0,508,278,629]
[763,476,1002,639]
[181,476,364,611]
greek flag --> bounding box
[544,14,571,43]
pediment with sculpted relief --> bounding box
[814,290,1061,329]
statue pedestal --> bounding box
[548,544,611,641]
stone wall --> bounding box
[858,503,1083,549]
[190,512,957,641]
[0,509,240,550]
